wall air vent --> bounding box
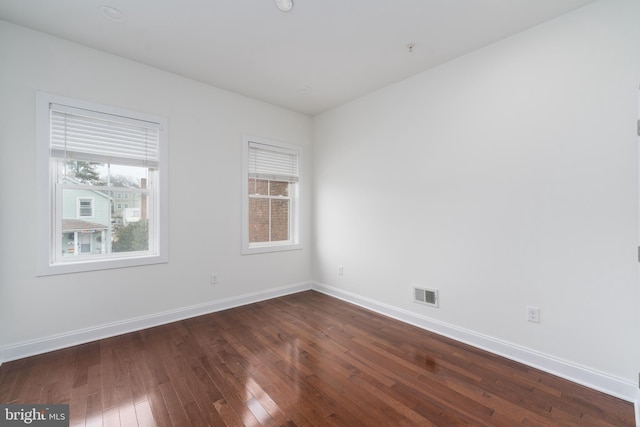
[413,287,439,308]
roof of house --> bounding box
[62,219,108,232]
[63,177,113,200]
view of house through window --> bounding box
[58,160,151,258]
[36,92,168,275]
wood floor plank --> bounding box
[68,382,88,425]
[158,381,191,427]
[0,291,634,426]
[172,344,230,426]
[0,358,25,403]
[135,399,156,427]
[85,391,104,427]
[147,386,173,427]
[101,345,120,411]
[228,338,326,426]
[182,401,210,427]
[103,405,121,427]
[118,400,139,427]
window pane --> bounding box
[109,164,149,188]
[112,192,145,225]
[63,160,149,188]
[62,189,108,227]
[248,178,269,196]
[64,161,104,185]
[269,181,289,197]
[112,219,149,253]
[112,192,149,253]
[271,199,289,241]
[59,187,150,257]
[60,230,107,257]
[249,198,269,243]
[61,188,110,257]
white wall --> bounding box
[313,0,640,388]
[0,21,312,354]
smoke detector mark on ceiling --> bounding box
[100,6,127,23]
[275,0,294,12]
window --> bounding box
[242,135,301,254]
[36,92,168,275]
[77,198,94,218]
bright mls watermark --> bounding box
[0,405,69,426]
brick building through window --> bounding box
[243,136,301,254]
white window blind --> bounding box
[248,142,299,182]
[50,103,161,168]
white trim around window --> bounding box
[36,92,169,276]
[242,135,302,255]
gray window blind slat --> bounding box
[50,104,160,168]
[248,142,299,182]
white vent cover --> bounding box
[414,287,439,307]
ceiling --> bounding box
[0,0,598,116]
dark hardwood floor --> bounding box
[0,290,635,426]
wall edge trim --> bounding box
[312,282,637,403]
[0,281,312,364]
[635,388,639,426]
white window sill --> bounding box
[242,242,302,255]
[36,253,168,276]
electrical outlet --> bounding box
[211,273,218,285]
[527,306,540,323]
[338,265,344,275]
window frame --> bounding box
[36,92,169,276]
[241,135,302,255]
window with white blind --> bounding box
[242,135,302,254]
[36,92,168,275]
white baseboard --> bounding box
[0,281,312,364]
[312,282,638,404]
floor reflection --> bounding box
[242,331,301,425]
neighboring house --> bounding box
[122,207,142,226]
[61,186,112,257]
[113,192,141,218]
